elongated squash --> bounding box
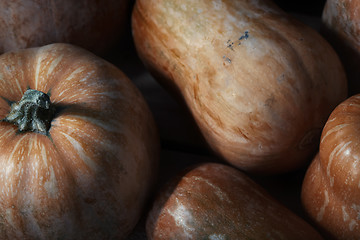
[132,0,347,173]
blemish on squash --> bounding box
[233,127,250,141]
[264,95,276,108]
[226,40,234,51]
[222,55,231,64]
[239,31,249,41]
[223,31,250,66]
[298,128,321,150]
[277,73,285,83]
[225,31,250,49]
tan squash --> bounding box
[322,0,360,95]
[132,0,347,174]
[0,43,160,239]
[147,162,324,239]
[0,0,129,55]
[302,94,360,240]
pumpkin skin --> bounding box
[132,0,348,174]
[0,43,160,239]
[322,0,360,95]
[302,94,360,239]
[147,162,323,240]
[0,0,129,55]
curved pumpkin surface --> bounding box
[132,0,347,174]
[0,0,129,55]
[322,0,360,95]
[302,94,360,239]
[0,43,159,239]
[147,163,323,240]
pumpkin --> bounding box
[131,0,348,174]
[322,0,360,95]
[0,43,160,239]
[0,0,129,55]
[147,162,324,239]
[302,94,360,239]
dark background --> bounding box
[274,0,327,16]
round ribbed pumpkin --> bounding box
[302,94,360,240]
[0,43,159,239]
[0,0,129,55]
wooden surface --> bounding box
[105,9,325,240]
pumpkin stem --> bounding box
[3,89,55,135]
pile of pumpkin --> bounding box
[0,0,358,239]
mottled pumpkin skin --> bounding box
[0,44,160,239]
[132,0,347,174]
[147,163,323,240]
[302,94,360,240]
[322,0,360,95]
[0,0,129,55]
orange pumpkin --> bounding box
[0,43,159,239]
[322,0,360,95]
[147,162,324,239]
[0,0,130,55]
[132,0,348,174]
[302,94,360,239]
